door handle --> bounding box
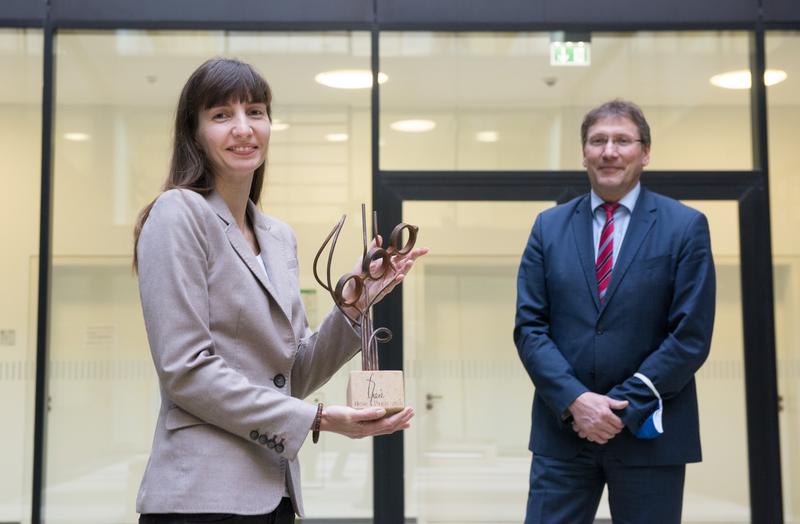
[425,393,442,410]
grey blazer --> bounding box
[135,189,360,515]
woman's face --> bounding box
[196,99,270,184]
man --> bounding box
[513,99,715,524]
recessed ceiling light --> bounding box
[765,70,788,86]
[64,132,90,141]
[325,133,349,142]
[710,69,788,89]
[271,118,290,131]
[390,119,436,133]
[315,70,388,90]
[476,131,499,143]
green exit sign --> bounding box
[550,42,591,66]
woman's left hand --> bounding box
[320,405,415,439]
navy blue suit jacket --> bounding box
[513,187,715,466]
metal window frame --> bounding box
[0,0,790,522]
[374,169,782,524]
[31,14,54,524]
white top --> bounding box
[254,252,268,280]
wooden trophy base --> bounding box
[346,370,405,415]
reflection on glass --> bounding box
[48,30,371,522]
[767,30,800,524]
[380,31,752,171]
[402,199,748,523]
[0,27,42,524]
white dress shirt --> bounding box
[591,182,641,267]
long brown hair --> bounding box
[132,57,273,270]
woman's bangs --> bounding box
[200,62,270,110]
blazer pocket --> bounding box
[165,406,206,431]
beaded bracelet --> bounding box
[312,402,323,444]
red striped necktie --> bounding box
[596,202,621,303]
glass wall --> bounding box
[380,31,752,171]
[0,28,42,524]
[2,20,791,523]
[46,30,371,522]
[683,200,749,522]
[766,30,800,524]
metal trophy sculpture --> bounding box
[313,204,418,415]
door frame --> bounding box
[371,168,781,523]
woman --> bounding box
[133,58,424,523]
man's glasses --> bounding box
[586,135,643,150]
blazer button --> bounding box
[250,430,260,441]
[275,439,285,454]
[259,435,269,445]
[267,436,277,449]
[596,328,604,335]
[273,374,286,388]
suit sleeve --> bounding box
[514,214,589,420]
[137,191,317,461]
[607,212,716,432]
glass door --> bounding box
[401,198,749,524]
[402,201,553,523]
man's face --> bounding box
[582,115,650,202]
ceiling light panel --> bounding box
[710,69,788,89]
[390,119,436,133]
[315,69,388,89]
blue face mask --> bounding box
[633,372,663,440]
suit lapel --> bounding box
[250,202,293,320]
[600,188,657,313]
[206,191,290,321]
[570,195,601,312]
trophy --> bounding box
[313,204,418,415]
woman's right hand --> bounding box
[319,405,414,439]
